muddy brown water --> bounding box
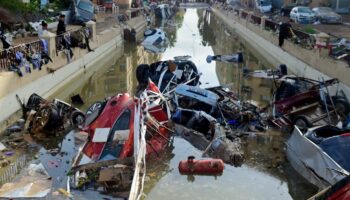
[2,8,319,199]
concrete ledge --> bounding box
[127,16,147,42]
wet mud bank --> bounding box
[211,8,350,97]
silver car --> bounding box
[290,6,316,24]
[312,7,342,24]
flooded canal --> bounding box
[6,8,320,199]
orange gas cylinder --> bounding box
[178,156,224,175]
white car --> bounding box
[255,0,272,13]
[290,6,316,24]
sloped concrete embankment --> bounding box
[0,16,146,132]
[212,8,350,96]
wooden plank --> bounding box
[288,102,319,115]
[68,157,134,174]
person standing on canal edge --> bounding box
[81,23,93,52]
[278,20,293,48]
[57,14,74,61]
[56,14,66,35]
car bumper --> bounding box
[321,18,342,24]
[298,18,316,24]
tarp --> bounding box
[0,163,52,198]
[286,127,349,188]
[319,134,350,172]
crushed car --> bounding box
[270,76,350,132]
[16,93,85,134]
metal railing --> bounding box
[0,40,42,70]
[0,155,27,185]
[292,28,311,40]
[241,11,248,19]
[265,19,278,32]
[251,15,261,25]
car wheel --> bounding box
[293,116,311,132]
[334,98,350,116]
[70,111,86,128]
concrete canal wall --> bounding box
[0,15,147,132]
[212,7,350,96]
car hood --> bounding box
[298,12,315,17]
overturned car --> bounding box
[136,56,200,95]
[142,28,168,46]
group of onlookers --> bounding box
[0,14,93,77]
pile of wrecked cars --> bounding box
[69,82,171,195]
[66,54,259,197]
[5,50,350,199]
[248,64,350,197]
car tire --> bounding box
[70,111,86,128]
[293,116,311,132]
[334,98,350,116]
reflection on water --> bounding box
[39,131,76,189]
[50,8,318,200]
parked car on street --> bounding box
[280,3,297,16]
[255,0,272,13]
[290,6,316,24]
[312,7,342,24]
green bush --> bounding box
[303,26,317,34]
[52,0,71,9]
[0,0,28,11]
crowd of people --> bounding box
[0,14,93,77]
